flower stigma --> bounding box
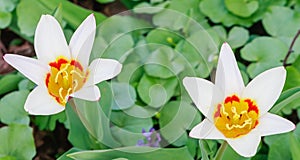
[45,57,89,106]
[214,95,259,138]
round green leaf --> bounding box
[262,6,300,36]
[0,74,23,96]
[262,6,300,37]
[225,0,259,18]
[0,11,11,29]
[0,0,18,12]
[0,90,29,125]
[241,37,288,78]
[146,29,183,47]
[200,0,286,27]
[227,26,249,48]
[0,124,36,160]
[137,74,178,108]
[144,47,185,79]
[111,82,136,110]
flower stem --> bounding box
[283,29,300,67]
[214,141,228,160]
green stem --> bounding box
[214,141,228,160]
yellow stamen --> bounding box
[45,58,89,106]
[214,95,259,138]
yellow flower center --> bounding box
[45,57,89,106]
[214,95,259,138]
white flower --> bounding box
[183,42,295,157]
[4,14,122,115]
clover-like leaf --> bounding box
[200,0,286,27]
[0,90,29,125]
[111,82,136,110]
[262,6,300,37]
[241,37,288,78]
[0,124,36,160]
[225,0,259,18]
[0,11,11,29]
[137,74,178,108]
[144,46,185,79]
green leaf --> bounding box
[153,0,206,30]
[110,111,153,132]
[159,101,201,146]
[199,140,218,160]
[0,90,29,125]
[0,0,17,12]
[92,34,135,61]
[271,87,300,114]
[0,11,12,29]
[227,26,249,48]
[0,74,24,95]
[290,129,300,160]
[262,6,300,37]
[222,143,250,160]
[283,54,300,90]
[57,148,82,160]
[200,0,286,27]
[71,82,121,148]
[241,37,288,78]
[16,0,51,36]
[34,111,66,131]
[225,0,259,18]
[110,82,136,110]
[144,46,185,79]
[0,124,36,160]
[146,28,183,47]
[39,0,106,29]
[65,103,102,149]
[68,146,194,160]
[137,74,178,108]
[110,110,153,146]
[133,2,169,14]
[96,0,115,4]
[121,105,157,119]
[18,79,35,91]
[175,29,219,78]
[117,63,144,84]
[264,133,291,160]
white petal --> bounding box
[227,132,261,157]
[215,42,245,96]
[69,14,96,68]
[257,113,295,136]
[34,15,70,63]
[4,54,49,85]
[183,77,214,118]
[85,58,122,86]
[242,67,286,115]
[24,86,65,115]
[189,119,224,140]
[71,85,100,101]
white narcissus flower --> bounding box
[183,42,295,157]
[4,14,122,115]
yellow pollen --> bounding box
[214,95,259,138]
[45,58,89,106]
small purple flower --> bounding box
[136,128,161,147]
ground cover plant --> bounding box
[0,0,300,159]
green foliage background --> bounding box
[0,0,300,159]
